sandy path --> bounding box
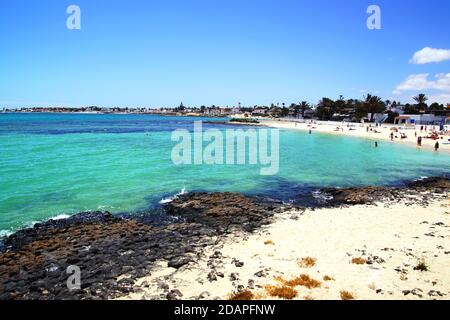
[119,195,450,300]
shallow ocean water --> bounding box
[1,113,449,233]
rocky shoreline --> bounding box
[0,193,290,300]
[0,177,448,300]
[320,177,450,206]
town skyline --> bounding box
[4,92,449,125]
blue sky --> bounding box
[1,0,449,108]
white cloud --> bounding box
[395,73,450,92]
[433,73,450,91]
[410,47,450,64]
[396,73,433,91]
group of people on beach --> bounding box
[416,134,440,150]
[386,125,441,151]
[298,122,443,151]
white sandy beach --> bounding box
[116,118,450,301]
[258,119,450,153]
[120,195,450,300]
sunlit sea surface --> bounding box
[1,113,449,234]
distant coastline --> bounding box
[0,110,222,117]
[0,106,233,118]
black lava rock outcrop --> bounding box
[321,177,449,206]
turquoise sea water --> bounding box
[1,113,449,234]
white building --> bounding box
[445,117,450,131]
[394,114,447,126]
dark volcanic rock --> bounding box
[0,212,216,300]
[321,186,388,205]
[168,256,192,269]
[0,177,448,300]
[166,289,183,300]
[321,177,450,206]
[0,192,283,300]
[3,211,118,250]
[164,192,277,232]
[407,177,450,192]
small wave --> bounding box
[51,214,71,221]
[27,213,72,229]
[31,213,71,226]
[97,205,115,211]
[312,190,333,204]
[0,230,13,238]
[159,188,187,204]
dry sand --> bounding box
[117,120,450,301]
[119,195,450,300]
[259,120,450,153]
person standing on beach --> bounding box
[435,141,439,151]
[417,136,422,146]
[390,132,394,141]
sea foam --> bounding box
[159,188,187,204]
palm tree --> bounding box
[413,93,428,113]
[364,94,386,122]
[316,97,335,120]
[299,101,310,118]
